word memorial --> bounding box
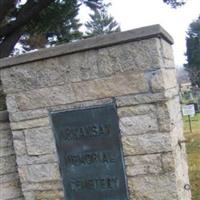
[51,104,129,200]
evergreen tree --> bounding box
[85,1,120,37]
[185,16,200,87]
[19,0,82,52]
[0,0,102,58]
[0,0,186,58]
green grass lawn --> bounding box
[183,113,200,200]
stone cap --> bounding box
[0,24,173,69]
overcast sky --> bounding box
[80,0,200,67]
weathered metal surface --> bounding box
[50,103,129,200]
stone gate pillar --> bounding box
[0,25,191,200]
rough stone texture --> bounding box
[35,190,64,200]
[118,104,156,117]
[73,72,149,101]
[171,124,191,200]
[0,129,13,148]
[0,26,191,200]
[16,154,58,166]
[12,131,27,156]
[21,181,63,192]
[10,117,49,130]
[119,114,158,135]
[163,57,176,69]
[116,92,167,107]
[18,163,60,183]
[157,96,182,132]
[0,50,98,93]
[0,38,159,95]
[0,111,23,200]
[160,38,174,60]
[0,110,8,121]
[9,108,48,122]
[9,98,113,122]
[6,94,19,112]
[0,155,17,175]
[97,38,162,76]
[0,179,23,200]
[0,146,15,157]
[12,85,76,111]
[0,24,173,69]
[24,127,56,155]
[125,154,163,176]
[122,133,172,155]
[7,72,149,112]
[150,68,177,92]
[161,152,175,172]
[0,84,7,111]
[128,173,178,200]
[0,122,10,130]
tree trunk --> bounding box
[0,0,54,58]
[0,0,15,23]
[0,0,54,38]
[0,28,23,58]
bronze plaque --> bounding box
[50,103,129,200]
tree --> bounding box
[0,0,101,58]
[185,16,200,87]
[19,0,83,52]
[85,1,120,37]
[0,0,186,58]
